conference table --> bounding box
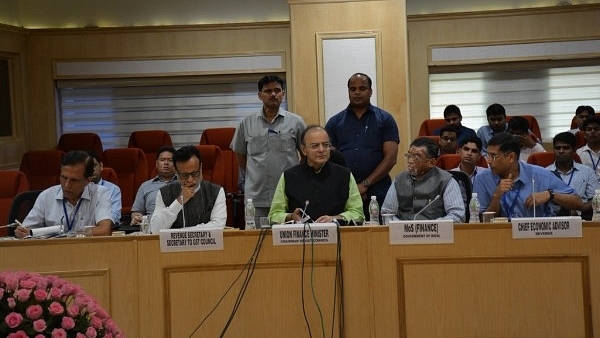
[1,223,599,337]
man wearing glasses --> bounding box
[381,137,464,222]
[438,126,459,155]
[473,133,581,219]
[150,145,226,232]
[269,126,364,225]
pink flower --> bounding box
[15,288,31,302]
[50,287,63,300]
[48,301,65,315]
[26,304,43,320]
[5,274,19,291]
[7,297,16,308]
[5,312,24,328]
[61,316,75,330]
[67,303,80,317]
[34,288,48,302]
[7,331,28,338]
[76,333,86,338]
[35,335,46,338]
[90,315,102,329]
[85,326,98,338]
[51,328,67,338]
[19,278,36,289]
[33,318,47,332]
[0,287,4,299]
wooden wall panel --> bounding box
[407,5,600,139]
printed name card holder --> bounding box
[159,227,224,252]
[272,222,338,246]
[511,216,582,239]
[389,219,454,245]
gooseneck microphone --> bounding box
[181,192,186,228]
[299,200,310,223]
[413,195,441,220]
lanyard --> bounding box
[588,151,600,172]
[62,199,83,231]
[501,184,521,218]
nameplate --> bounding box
[159,228,224,252]
[389,220,454,245]
[271,223,338,246]
[511,216,582,239]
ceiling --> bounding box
[0,0,599,29]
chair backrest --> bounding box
[447,170,472,223]
[418,119,446,136]
[195,145,226,188]
[7,190,43,236]
[506,115,542,142]
[527,151,582,167]
[19,150,66,190]
[575,130,586,149]
[57,133,104,161]
[103,148,148,215]
[436,154,461,170]
[0,171,30,235]
[199,128,238,194]
[101,167,119,186]
[128,130,173,179]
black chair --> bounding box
[7,190,42,236]
[447,171,472,223]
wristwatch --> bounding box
[361,179,371,188]
[547,189,554,201]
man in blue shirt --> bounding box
[325,73,400,218]
[433,104,477,146]
[547,132,600,220]
[473,133,582,219]
[476,103,508,156]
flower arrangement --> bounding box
[0,271,125,338]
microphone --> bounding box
[299,200,311,223]
[413,195,441,220]
[180,192,186,228]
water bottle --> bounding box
[592,190,600,221]
[469,193,480,223]
[140,215,149,234]
[368,196,380,225]
[245,198,256,229]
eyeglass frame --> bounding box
[304,142,332,150]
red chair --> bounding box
[195,145,226,188]
[527,152,582,167]
[19,150,66,190]
[436,154,488,170]
[103,148,148,215]
[199,128,238,194]
[0,171,30,235]
[57,133,104,161]
[418,119,446,136]
[575,130,586,149]
[128,130,173,179]
[101,167,119,186]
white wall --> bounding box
[3,0,600,28]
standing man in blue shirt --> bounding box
[325,73,400,218]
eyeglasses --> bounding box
[404,153,429,162]
[305,142,331,150]
[485,153,508,162]
[585,127,600,132]
[179,171,201,180]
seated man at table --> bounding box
[269,125,364,224]
[473,133,582,219]
[150,145,226,232]
[130,146,177,225]
[451,136,486,185]
[381,137,465,222]
[15,150,113,238]
[87,150,122,225]
[438,126,459,156]
[547,132,600,220]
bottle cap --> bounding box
[472,193,477,198]
[371,196,376,200]
[596,190,600,194]
[247,198,253,203]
